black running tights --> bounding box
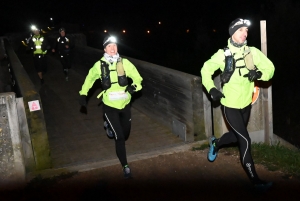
[103,104,131,167]
[216,104,260,183]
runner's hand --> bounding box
[79,95,87,106]
[243,69,262,82]
[209,88,225,101]
[125,85,137,95]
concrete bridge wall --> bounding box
[0,92,26,190]
[3,38,52,173]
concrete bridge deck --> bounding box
[15,48,186,171]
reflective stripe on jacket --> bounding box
[201,39,275,109]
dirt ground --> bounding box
[1,148,300,201]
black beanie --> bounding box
[228,18,250,36]
[59,27,66,33]
[103,36,117,48]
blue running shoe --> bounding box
[207,136,218,162]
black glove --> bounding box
[125,85,136,95]
[243,69,262,82]
[79,95,87,106]
[209,88,225,101]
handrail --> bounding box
[4,39,52,171]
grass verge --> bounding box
[251,142,300,178]
[193,142,300,179]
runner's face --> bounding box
[60,31,66,37]
[232,27,248,44]
[104,43,118,56]
[33,30,40,35]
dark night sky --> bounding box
[0,1,262,61]
[2,0,262,34]
[1,0,300,74]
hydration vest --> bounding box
[220,47,235,84]
[220,46,253,84]
[100,57,128,90]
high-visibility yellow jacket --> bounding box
[201,39,275,109]
[79,57,143,109]
[30,34,47,55]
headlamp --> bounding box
[103,36,117,45]
[31,25,39,31]
[231,19,251,28]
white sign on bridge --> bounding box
[28,100,41,112]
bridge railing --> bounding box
[3,38,51,172]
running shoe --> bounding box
[254,181,273,193]
[104,121,114,138]
[207,136,218,162]
[123,165,132,179]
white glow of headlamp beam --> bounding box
[104,36,117,45]
[31,25,38,31]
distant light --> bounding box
[186,29,190,33]
[213,29,216,32]
[123,30,126,33]
[147,30,150,34]
[104,30,107,33]
[158,21,161,25]
[50,18,53,21]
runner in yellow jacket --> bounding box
[201,18,275,192]
[27,25,50,84]
[79,36,143,178]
